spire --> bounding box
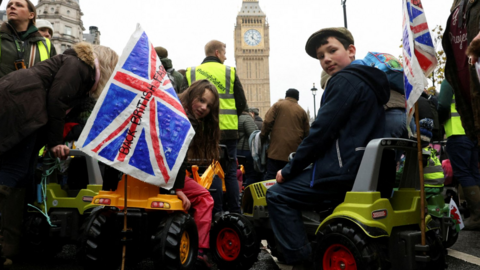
[238,0,265,16]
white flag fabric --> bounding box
[449,198,465,232]
[402,0,437,136]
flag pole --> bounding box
[414,102,426,246]
[121,174,128,270]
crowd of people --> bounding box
[0,0,480,269]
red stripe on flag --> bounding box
[150,44,157,80]
[149,99,170,182]
[414,48,433,72]
[411,22,428,34]
[115,72,186,116]
[92,116,131,154]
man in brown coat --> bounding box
[261,89,310,180]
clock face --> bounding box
[244,29,262,46]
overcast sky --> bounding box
[2,0,452,116]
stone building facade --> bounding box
[234,0,271,118]
[0,0,102,53]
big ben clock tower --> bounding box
[234,0,270,118]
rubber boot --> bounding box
[463,186,480,231]
[0,186,13,268]
[0,186,25,264]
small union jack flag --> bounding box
[77,24,195,189]
[402,0,437,135]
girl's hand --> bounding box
[176,190,191,211]
[51,144,70,160]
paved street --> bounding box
[7,229,480,270]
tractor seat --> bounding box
[314,199,343,219]
[377,149,397,198]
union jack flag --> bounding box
[402,0,437,135]
[77,24,195,189]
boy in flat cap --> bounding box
[266,27,390,267]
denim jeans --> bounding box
[265,169,350,264]
[209,175,223,217]
[264,158,288,181]
[445,135,480,187]
[237,149,260,186]
[384,108,407,138]
[221,139,241,213]
[0,131,38,188]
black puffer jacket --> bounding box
[0,42,95,155]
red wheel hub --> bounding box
[216,228,241,261]
[323,244,357,270]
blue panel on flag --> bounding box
[415,32,434,47]
[410,5,423,21]
[164,86,178,100]
[84,84,137,147]
[129,129,155,176]
[157,101,191,170]
[403,28,412,58]
[122,32,150,80]
[404,76,413,100]
[99,129,128,161]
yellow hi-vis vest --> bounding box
[444,94,465,138]
[37,38,51,62]
[186,62,237,131]
[423,146,444,187]
[0,37,51,63]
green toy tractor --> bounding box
[23,149,103,256]
[210,138,446,270]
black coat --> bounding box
[0,46,95,155]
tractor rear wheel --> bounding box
[315,222,383,270]
[152,212,198,270]
[77,207,121,270]
[210,213,259,270]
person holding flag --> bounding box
[442,0,480,230]
[0,42,118,266]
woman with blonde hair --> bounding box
[0,42,118,266]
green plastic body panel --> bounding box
[317,189,429,237]
[33,183,102,215]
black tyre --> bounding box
[152,212,198,270]
[443,222,459,249]
[315,222,383,270]
[22,212,64,259]
[423,231,446,270]
[77,207,121,270]
[210,213,259,270]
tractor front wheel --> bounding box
[153,212,198,270]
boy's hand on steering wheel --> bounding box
[276,170,285,184]
[51,144,70,160]
[175,190,191,211]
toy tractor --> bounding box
[23,149,103,256]
[210,138,446,270]
[76,158,227,270]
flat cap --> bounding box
[305,27,354,59]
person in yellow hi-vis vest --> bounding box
[438,79,480,231]
[183,40,246,216]
[423,146,445,193]
[0,0,56,78]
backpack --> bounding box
[166,68,177,92]
[361,52,405,94]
